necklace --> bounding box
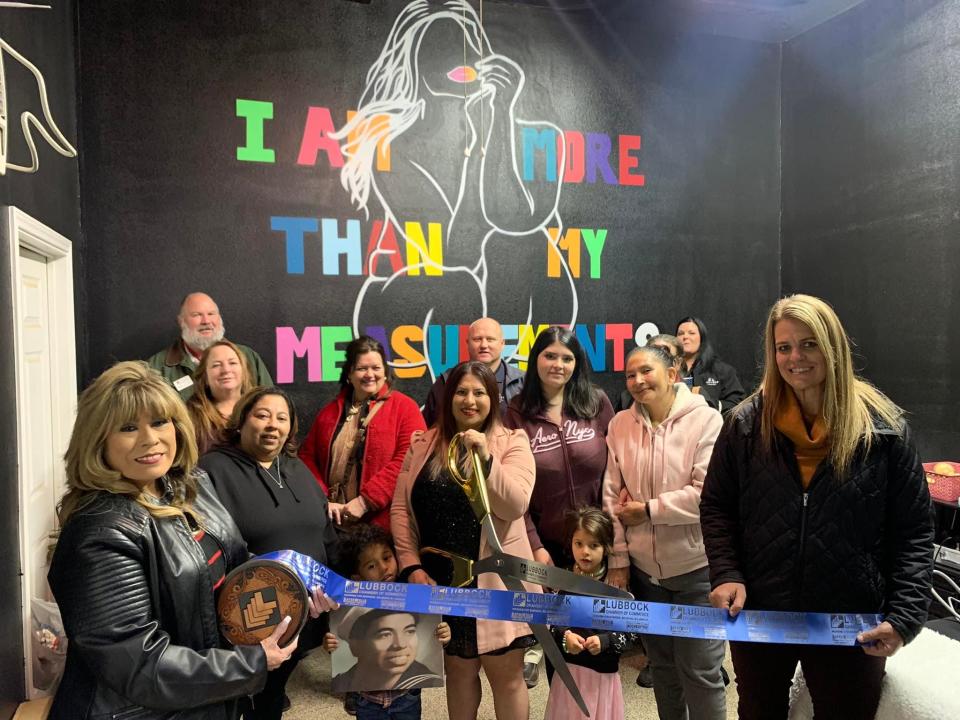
[574,562,606,580]
[263,458,283,488]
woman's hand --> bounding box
[340,496,368,524]
[533,547,553,566]
[322,632,339,653]
[613,487,648,527]
[477,54,524,107]
[435,622,452,646]
[857,621,904,657]
[615,500,648,527]
[606,567,629,590]
[459,429,490,462]
[583,635,602,656]
[709,582,747,618]
[307,586,339,619]
[260,616,298,671]
[408,569,436,586]
[564,630,585,655]
[328,502,347,525]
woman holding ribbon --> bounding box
[300,335,425,530]
[602,344,727,720]
[200,386,339,719]
[391,361,538,720]
[701,294,933,719]
[187,339,255,454]
[47,362,298,720]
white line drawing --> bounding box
[0,36,77,175]
[333,0,577,378]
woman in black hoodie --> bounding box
[200,386,339,720]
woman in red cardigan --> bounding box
[300,336,425,530]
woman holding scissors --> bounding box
[391,361,537,720]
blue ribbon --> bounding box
[257,550,882,647]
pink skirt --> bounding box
[544,664,625,720]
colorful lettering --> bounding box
[236,99,275,163]
[404,222,444,276]
[321,218,362,276]
[582,228,607,279]
[271,216,319,274]
[618,134,644,186]
[275,326,321,383]
[521,127,558,182]
[297,106,344,167]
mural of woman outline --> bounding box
[335,0,576,376]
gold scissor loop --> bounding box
[446,432,493,523]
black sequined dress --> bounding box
[411,463,535,658]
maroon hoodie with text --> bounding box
[504,392,614,561]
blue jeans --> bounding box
[355,690,422,720]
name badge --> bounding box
[173,375,194,392]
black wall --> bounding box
[0,2,80,714]
[76,0,781,426]
[782,0,960,458]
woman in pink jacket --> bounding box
[602,345,727,720]
[391,361,538,720]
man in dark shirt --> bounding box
[421,317,523,426]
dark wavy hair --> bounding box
[337,524,395,578]
[564,506,614,559]
[516,326,601,420]
[437,361,502,442]
[338,335,396,392]
[676,316,717,373]
[226,386,300,457]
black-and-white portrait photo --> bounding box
[330,607,445,693]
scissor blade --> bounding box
[498,573,590,716]
[473,552,632,599]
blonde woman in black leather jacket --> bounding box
[47,362,313,720]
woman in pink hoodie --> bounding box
[602,345,727,720]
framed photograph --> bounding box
[330,607,446,693]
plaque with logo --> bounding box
[217,558,309,647]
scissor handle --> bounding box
[447,432,493,523]
[420,547,475,588]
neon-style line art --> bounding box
[333,0,577,378]
[0,37,77,175]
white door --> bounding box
[17,247,59,696]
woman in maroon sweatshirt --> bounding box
[504,326,614,568]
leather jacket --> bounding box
[48,473,267,719]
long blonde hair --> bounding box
[756,294,903,475]
[187,340,255,454]
[59,361,200,526]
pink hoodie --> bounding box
[602,383,722,580]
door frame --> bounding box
[3,206,76,698]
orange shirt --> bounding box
[773,390,829,490]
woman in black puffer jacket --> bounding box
[701,295,933,720]
[675,316,746,415]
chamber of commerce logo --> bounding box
[240,587,280,630]
[593,598,606,613]
[831,614,846,629]
[670,605,684,621]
